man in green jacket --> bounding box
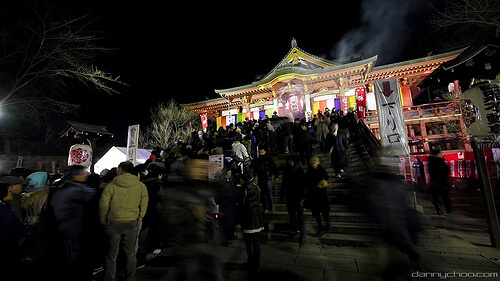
[99,161,148,281]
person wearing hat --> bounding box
[0,176,26,221]
[305,156,330,237]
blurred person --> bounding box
[428,149,452,215]
[360,155,421,263]
[0,182,26,281]
[215,168,238,247]
[281,155,307,245]
[282,118,293,153]
[314,113,330,152]
[305,156,329,237]
[82,173,106,275]
[412,157,426,189]
[295,123,313,165]
[264,120,277,152]
[324,107,331,118]
[99,161,148,281]
[253,147,279,213]
[338,110,349,138]
[326,123,348,178]
[49,165,96,281]
[244,129,258,161]
[238,173,264,270]
[163,159,223,281]
[137,164,164,267]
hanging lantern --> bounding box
[68,144,93,168]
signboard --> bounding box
[68,144,93,168]
[341,96,349,115]
[16,156,23,168]
[460,83,500,137]
[126,124,140,166]
[374,78,410,156]
[355,87,367,119]
[208,154,224,182]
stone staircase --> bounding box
[234,124,481,255]
[257,142,385,246]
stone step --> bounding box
[262,210,373,223]
[262,220,383,235]
[254,231,382,247]
[272,203,354,212]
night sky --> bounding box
[10,0,446,145]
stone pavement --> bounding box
[116,185,500,280]
[97,229,499,281]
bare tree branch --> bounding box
[0,2,126,116]
[139,100,202,150]
[429,0,500,39]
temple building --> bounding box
[183,37,500,181]
[184,39,460,136]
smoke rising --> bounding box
[332,0,428,65]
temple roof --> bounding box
[59,120,114,138]
[215,41,375,95]
[418,33,499,90]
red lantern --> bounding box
[286,94,303,113]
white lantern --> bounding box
[68,144,93,168]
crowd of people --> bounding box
[0,107,451,281]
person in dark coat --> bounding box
[137,164,164,266]
[237,173,263,270]
[326,123,348,178]
[253,147,279,213]
[282,119,293,153]
[215,169,238,246]
[305,156,330,237]
[0,182,26,281]
[427,149,452,215]
[281,155,307,245]
[49,165,96,281]
[296,124,313,166]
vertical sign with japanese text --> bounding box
[341,96,349,115]
[355,87,367,119]
[374,78,410,157]
[201,113,208,132]
[126,124,140,166]
[209,154,224,182]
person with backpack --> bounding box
[237,173,263,270]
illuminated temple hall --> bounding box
[184,40,469,147]
[184,39,465,151]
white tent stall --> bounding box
[94,146,152,174]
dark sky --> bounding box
[18,0,445,144]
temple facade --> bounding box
[184,40,460,130]
[183,38,500,180]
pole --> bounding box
[471,137,500,248]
